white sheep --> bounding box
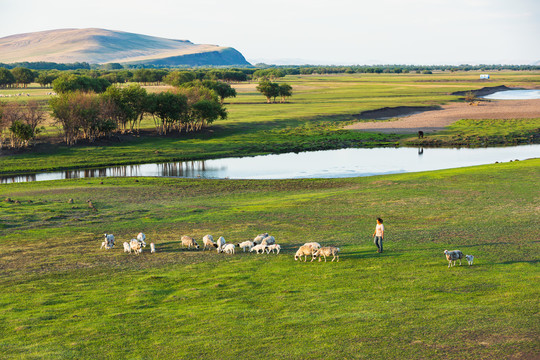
[123,241,131,253]
[103,233,115,249]
[312,246,340,262]
[181,235,200,250]
[304,242,321,250]
[223,243,236,254]
[136,232,147,247]
[150,243,155,253]
[216,236,226,253]
[130,239,142,255]
[253,233,269,245]
[100,241,108,249]
[261,236,275,246]
[237,240,254,252]
[250,244,266,254]
[295,245,315,262]
[465,254,474,266]
[203,234,218,251]
[444,250,464,267]
[266,244,281,254]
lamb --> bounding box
[150,243,155,253]
[223,243,236,254]
[266,244,281,254]
[123,241,132,253]
[130,239,142,255]
[253,233,269,245]
[237,240,254,252]
[294,245,315,262]
[465,254,474,266]
[251,244,266,254]
[312,246,340,262]
[443,250,464,267]
[216,236,226,253]
[103,233,115,249]
[181,235,200,250]
[261,236,275,246]
[203,234,218,251]
[303,242,321,250]
[100,241,108,249]
[136,232,147,247]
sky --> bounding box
[1,0,539,65]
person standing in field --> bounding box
[373,217,384,253]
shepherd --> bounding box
[373,217,384,253]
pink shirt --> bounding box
[375,223,384,237]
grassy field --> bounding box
[1,71,539,175]
[1,159,539,359]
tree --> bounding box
[146,91,188,135]
[278,84,293,103]
[0,67,16,88]
[190,99,227,131]
[0,101,45,149]
[11,67,35,88]
[163,71,196,87]
[36,72,58,88]
[256,80,280,103]
[52,74,111,93]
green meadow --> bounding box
[1,71,539,175]
[0,159,539,359]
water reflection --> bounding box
[1,145,538,184]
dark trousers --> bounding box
[374,236,383,252]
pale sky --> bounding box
[1,0,539,65]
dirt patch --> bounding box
[346,99,540,134]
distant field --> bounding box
[0,159,538,359]
[1,72,539,175]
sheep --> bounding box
[237,240,254,252]
[253,233,269,245]
[130,239,142,255]
[100,241,108,249]
[136,232,147,247]
[443,250,464,267]
[294,245,314,262]
[465,254,474,266]
[266,244,281,254]
[223,243,236,255]
[150,243,155,253]
[216,236,226,253]
[181,235,200,250]
[304,242,321,250]
[103,233,115,249]
[312,246,340,262]
[261,236,275,246]
[250,244,266,254]
[123,241,131,253]
[203,234,218,251]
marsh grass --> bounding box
[1,160,539,359]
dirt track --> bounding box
[345,99,540,134]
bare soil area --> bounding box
[346,99,540,134]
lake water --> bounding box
[482,89,540,100]
[1,145,538,184]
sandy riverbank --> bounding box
[345,99,540,134]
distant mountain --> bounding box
[0,28,250,66]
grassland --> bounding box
[1,159,539,359]
[1,71,539,175]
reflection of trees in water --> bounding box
[158,161,210,177]
[0,174,37,184]
[418,148,424,155]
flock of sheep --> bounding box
[101,233,472,266]
[100,232,341,262]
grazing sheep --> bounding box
[250,244,266,254]
[465,254,474,266]
[136,232,147,247]
[123,241,132,253]
[130,239,142,255]
[203,234,218,251]
[312,246,340,262]
[100,241,108,249]
[294,245,314,262]
[181,235,200,250]
[216,236,226,253]
[266,244,281,254]
[103,233,115,249]
[303,242,321,250]
[261,236,275,246]
[253,233,269,245]
[150,243,155,253]
[443,250,464,267]
[223,243,236,254]
[237,240,254,252]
